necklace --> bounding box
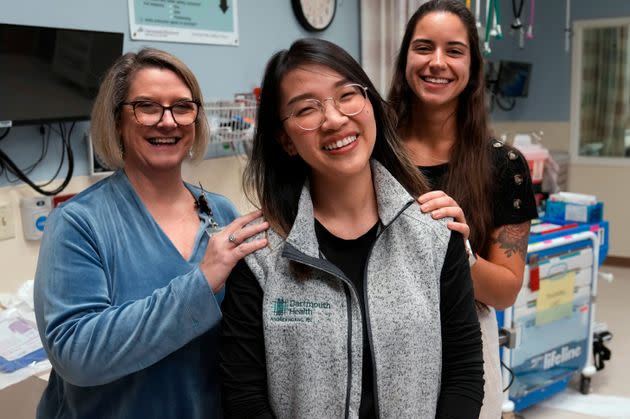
[403,134,452,165]
[406,144,450,165]
[422,153,450,164]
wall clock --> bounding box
[291,0,337,32]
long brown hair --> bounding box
[245,38,428,237]
[388,0,493,255]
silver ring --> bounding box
[228,233,237,245]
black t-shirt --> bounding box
[315,220,379,418]
[220,220,484,419]
[419,141,538,229]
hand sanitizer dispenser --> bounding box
[20,197,52,240]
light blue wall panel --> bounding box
[489,0,630,122]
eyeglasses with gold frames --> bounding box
[280,84,368,131]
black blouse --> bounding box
[419,141,539,229]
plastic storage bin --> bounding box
[512,134,549,185]
[530,220,609,265]
[517,145,549,184]
[545,201,604,224]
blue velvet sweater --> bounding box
[33,170,239,419]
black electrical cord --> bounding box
[501,359,516,392]
[0,122,74,196]
[36,123,72,188]
[5,125,51,183]
[499,359,526,417]
[511,0,525,29]
[0,127,10,141]
[0,128,13,178]
[495,94,517,111]
[3,125,48,182]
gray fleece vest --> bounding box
[245,161,450,418]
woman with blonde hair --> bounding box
[34,48,268,418]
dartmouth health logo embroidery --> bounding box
[272,298,290,316]
[271,298,331,322]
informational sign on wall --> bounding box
[128,0,239,46]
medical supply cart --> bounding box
[499,221,610,413]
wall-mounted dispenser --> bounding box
[20,197,52,241]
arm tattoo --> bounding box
[492,223,530,259]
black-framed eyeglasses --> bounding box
[121,100,201,126]
[280,84,369,131]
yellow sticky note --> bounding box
[536,271,576,326]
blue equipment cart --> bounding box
[499,221,610,413]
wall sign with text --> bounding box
[128,0,239,46]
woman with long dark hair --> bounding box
[220,38,484,418]
[389,1,538,417]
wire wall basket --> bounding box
[204,99,257,147]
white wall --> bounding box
[0,157,251,294]
[1,178,93,293]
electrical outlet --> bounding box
[0,203,16,241]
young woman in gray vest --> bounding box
[220,38,484,418]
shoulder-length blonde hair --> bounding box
[90,48,209,169]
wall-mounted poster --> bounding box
[128,0,239,46]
